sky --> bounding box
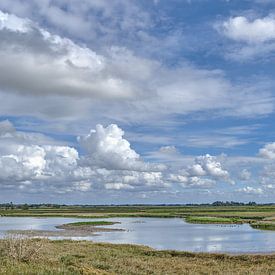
[0,0,275,204]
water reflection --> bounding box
[0,217,275,253]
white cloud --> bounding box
[259,142,275,159]
[218,15,275,60]
[239,169,251,181]
[0,9,272,125]
[195,154,230,179]
[105,183,134,190]
[0,0,152,42]
[168,154,233,188]
[1,120,245,196]
[1,120,273,199]
[0,10,134,100]
[0,121,170,194]
[222,16,275,44]
[188,164,206,176]
[0,9,30,32]
[78,124,164,172]
[0,120,90,190]
[168,174,215,188]
[0,141,80,183]
[237,186,263,195]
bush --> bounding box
[0,235,46,262]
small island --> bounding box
[185,216,243,224]
[8,220,123,237]
[56,220,120,231]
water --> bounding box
[0,217,275,253]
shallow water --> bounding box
[0,217,275,253]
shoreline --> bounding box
[6,221,124,238]
[2,234,275,255]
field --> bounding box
[0,238,275,275]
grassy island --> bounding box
[60,221,118,227]
[185,216,243,224]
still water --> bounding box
[0,217,275,253]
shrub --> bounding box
[1,235,46,262]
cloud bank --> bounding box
[0,121,238,196]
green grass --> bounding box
[250,221,275,231]
[63,221,118,226]
[0,238,274,274]
[185,216,242,224]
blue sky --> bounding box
[0,0,275,203]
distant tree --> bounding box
[22,204,29,210]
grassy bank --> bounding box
[250,221,275,231]
[0,238,275,274]
[185,216,242,224]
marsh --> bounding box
[1,217,275,254]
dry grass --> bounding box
[0,235,47,262]
[0,238,274,274]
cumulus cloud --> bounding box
[193,154,230,179]
[259,142,275,159]
[188,164,206,177]
[168,154,233,188]
[169,174,216,188]
[0,120,91,192]
[0,139,81,184]
[0,121,169,194]
[218,15,275,60]
[0,121,242,196]
[0,120,272,199]
[222,16,275,44]
[92,169,167,191]
[78,124,164,172]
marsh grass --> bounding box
[63,221,118,227]
[0,238,274,274]
[250,221,275,231]
[185,216,242,224]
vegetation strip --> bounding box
[185,216,243,224]
[250,222,275,231]
[60,221,119,227]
